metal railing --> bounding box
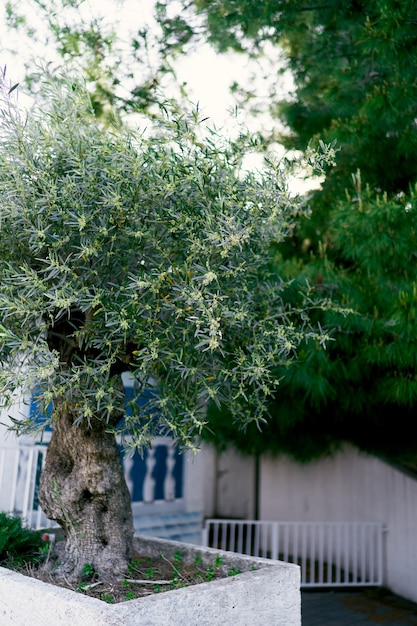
[202,519,385,587]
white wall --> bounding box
[202,446,256,520]
[260,445,417,602]
[204,444,417,604]
[183,448,207,515]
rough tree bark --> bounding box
[38,404,134,581]
[37,307,135,580]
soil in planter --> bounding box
[10,540,244,604]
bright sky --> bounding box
[0,0,322,192]
[2,0,291,127]
[1,1,248,122]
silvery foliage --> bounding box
[0,71,334,450]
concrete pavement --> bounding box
[302,588,417,625]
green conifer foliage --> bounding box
[181,0,417,461]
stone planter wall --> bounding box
[0,535,301,625]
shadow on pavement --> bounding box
[302,587,417,625]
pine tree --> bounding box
[179,0,417,461]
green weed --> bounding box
[0,513,44,567]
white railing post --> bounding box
[201,521,208,547]
[22,447,35,524]
[230,521,236,553]
[351,522,357,584]
[143,446,156,502]
[271,522,278,560]
[9,449,20,514]
[301,524,307,585]
[318,524,324,585]
[123,453,135,498]
[213,520,219,549]
[164,445,176,501]
[377,523,385,585]
[237,522,243,554]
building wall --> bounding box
[202,445,256,520]
[204,443,417,604]
[183,448,206,515]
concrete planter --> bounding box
[0,535,301,625]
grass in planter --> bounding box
[22,544,245,604]
[0,513,46,568]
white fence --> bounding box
[202,519,385,587]
[0,444,55,529]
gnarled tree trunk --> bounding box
[38,404,134,581]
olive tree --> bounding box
[0,71,332,581]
